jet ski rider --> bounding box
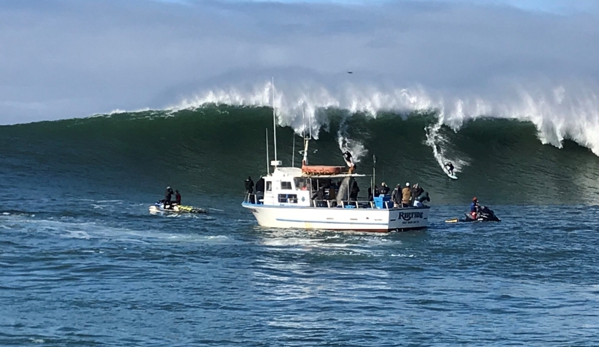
[175,190,181,205]
[470,197,480,219]
[164,186,174,209]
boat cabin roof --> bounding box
[269,167,367,179]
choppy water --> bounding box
[1,108,599,345]
[2,201,599,346]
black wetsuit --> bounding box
[379,185,390,196]
[164,189,173,208]
[244,177,254,194]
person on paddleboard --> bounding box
[175,190,181,205]
[445,162,455,175]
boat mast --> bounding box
[302,103,311,166]
[272,77,278,168]
[372,154,376,193]
[266,128,270,174]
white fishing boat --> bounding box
[241,81,429,232]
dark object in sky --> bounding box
[346,71,353,74]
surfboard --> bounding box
[443,168,458,180]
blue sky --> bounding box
[0,0,598,125]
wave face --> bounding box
[1,105,599,205]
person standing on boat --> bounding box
[312,187,325,207]
[328,185,337,201]
[255,177,265,193]
[379,182,390,196]
[413,191,430,207]
[175,190,181,205]
[164,186,174,209]
[244,176,254,194]
[350,181,360,200]
[392,184,401,208]
[401,182,411,207]
[411,183,424,202]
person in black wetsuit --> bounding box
[244,176,255,203]
[244,176,254,194]
[164,186,174,209]
[350,181,360,200]
[445,162,455,175]
[343,151,356,173]
[379,182,390,196]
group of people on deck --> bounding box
[162,186,182,209]
[367,182,429,208]
[372,181,430,208]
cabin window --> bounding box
[266,181,272,191]
[278,194,298,203]
[294,177,311,191]
[281,181,292,190]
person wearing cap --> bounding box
[401,182,411,207]
[470,197,480,219]
[411,183,424,202]
[164,186,174,209]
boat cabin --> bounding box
[247,166,382,209]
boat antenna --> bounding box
[272,77,278,167]
[266,128,270,174]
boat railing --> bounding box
[245,193,427,210]
[244,192,264,204]
[312,199,382,209]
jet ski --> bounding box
[445,205,500,223]
[149,201,207,214]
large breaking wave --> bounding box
[170,79,599,159]
[2,86,599,205]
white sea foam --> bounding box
[167,78,599,158]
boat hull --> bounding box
[242,203,428,232]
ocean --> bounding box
[1,105,599,345]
